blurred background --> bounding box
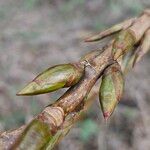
[0,0,150,149]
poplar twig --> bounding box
[0,9,150,150]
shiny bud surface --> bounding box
[17,63,84,95]
[13,120,52,150]
[99,62,124,120]
[113,30,136,60]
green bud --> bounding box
[99,62,124,120]
[17,63,84,95]
[113,30,136,60]
[13,119,52,150]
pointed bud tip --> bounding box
[16,92,22,96]
[16,91,30,96]
[103,112,111,121]
[84,38,92,42]
[16,82,39,96]
[84,35,100,42]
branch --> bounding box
[0,9,150,150]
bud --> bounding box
[85,18,136,42]
[99,62,124,120]
[12,119,52,149]
[13,106,65,149]
[113,30,136,60]
[17,63,84,95]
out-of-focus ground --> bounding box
[0,0,150,149]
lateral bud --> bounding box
[12,119,52,150]
[12,106,65,149]
[17,63,84,95]
[112,30,136,60]
[84,18,136,42]
[99,62,124,120]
